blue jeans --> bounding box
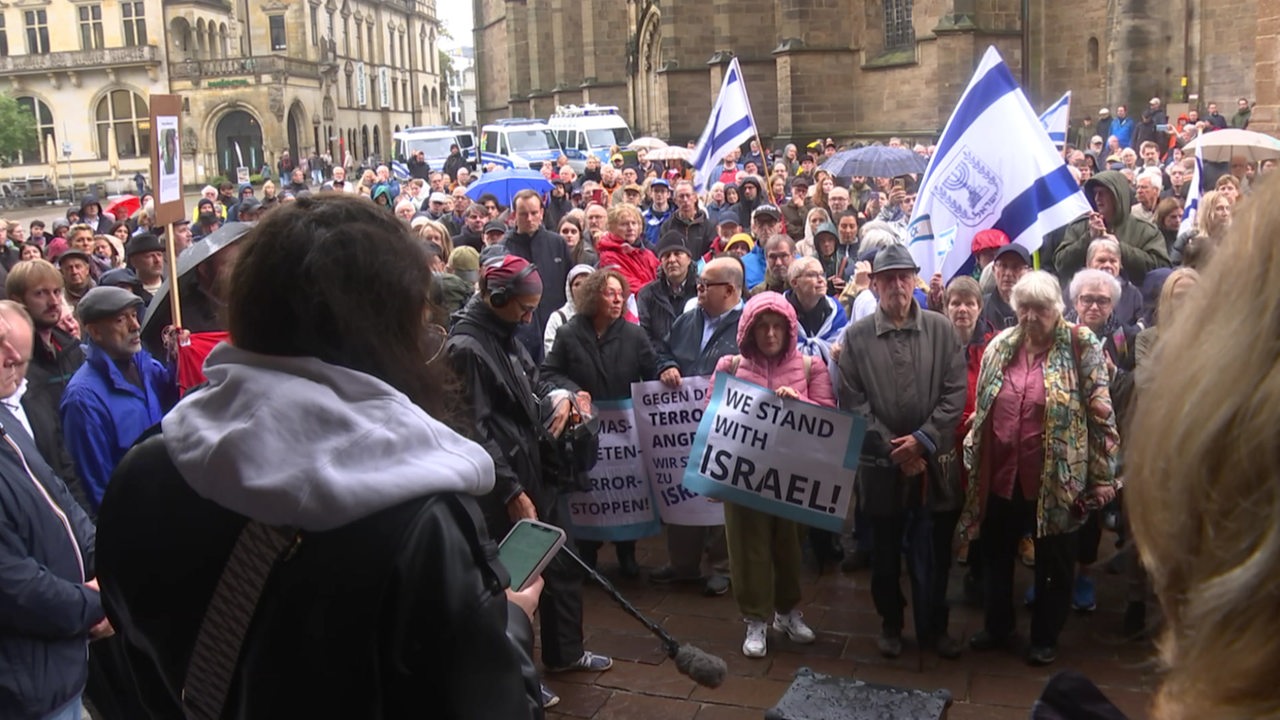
[43,695,82,720]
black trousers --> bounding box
[485,493,585,667]
[869,509,956,642]
[980,488,1077,648]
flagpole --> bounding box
[166,221,183,333]
[729,57,768,184]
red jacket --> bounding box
[596,232,658,295]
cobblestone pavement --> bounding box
[542,534,1155,719]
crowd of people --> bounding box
[2,95,1277,720]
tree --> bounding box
[438,49,454,124]
[0,95,37,165]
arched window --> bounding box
[15,96,54,164]
[1087,37,1100,73]
[884,0,913,50]
[95,89,149,159]
[373,126,381,159]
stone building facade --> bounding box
[475,0,1276,145]
[0,0,169,188]
[1,0,446,188]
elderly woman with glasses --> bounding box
[784,256,847,365]
[960,271,1119,667]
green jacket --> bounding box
[1054,170,1169,285]
[1230,107,1251,129]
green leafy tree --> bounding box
[0,95,37,165]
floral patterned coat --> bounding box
[959,319,1120,540]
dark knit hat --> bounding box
[655,232,690,258]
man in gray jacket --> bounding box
[836,245,967,661]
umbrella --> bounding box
[1181,128,1280,164]
[628,137,668,151]
[105,195,141,220]
[644,146,694,162]
[464,168,553,207]
[142,221,254,339]
[821,145,928,178]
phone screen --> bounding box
[498,520,566,591]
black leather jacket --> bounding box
[96,433,543,720]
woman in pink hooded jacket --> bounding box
[711,291,837,659]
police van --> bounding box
[392,126,476,174]
[478,119,562,171]
[548,104,635,172]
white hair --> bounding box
[1069,267,1123,303]
[787,256,823,283]
[859,220,903,255]
[1086,236,1122,265]
[1137,168,1164,191]
[1010,270,1066,316]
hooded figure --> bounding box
[371,184,394,208]
[542,264,595,355]
[79,194,114,234]
[1054,170,1169,284]
[735,177,765,229]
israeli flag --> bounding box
[691,57,757,193]
[908,47,1091,281]
[1179,138,1203,236]
[391,160,410,181]
[1039,91,1071,147]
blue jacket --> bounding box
[1110,116,1135,148]
[656,306,742,377]
[643,204,673,248]
[0,406,102,720]
[60,344,176,511]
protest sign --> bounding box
[631,378,724,527]
[565,399,662,542]
[683,375,866,532]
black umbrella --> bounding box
[821,145,928,179]
[142,221,254,338]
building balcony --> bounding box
[170,55,324,85]
[0,44,161,77]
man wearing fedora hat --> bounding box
[836,244,967,661]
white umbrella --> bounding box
[107,127,120,180]
[628,136,668,151]
[45,134,59,190]
[1182,128,1280,164]
[644,146,694,162]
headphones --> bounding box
[489,261,538,308]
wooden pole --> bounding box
[165,222,183,330]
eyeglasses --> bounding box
[797,271,825,280]
[1078,294,1113,308]
[696,280,732,291]
[601,289,624,299]
[423,323,448,365]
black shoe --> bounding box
[1123,601,1147,639]
[968,629,1008,652]
[1028,645,1057,666]
[934,634,963,660]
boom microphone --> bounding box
[560,547,728,688]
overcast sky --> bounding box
[438,3,472,48]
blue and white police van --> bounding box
[548,104,635,173]
[392,126,476,175]
[478,119,563,171]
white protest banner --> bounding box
[683,375,866,532]
[631,378,725,527]
[565,399,662,542]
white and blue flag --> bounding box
[1039,91,1071,147]
[691,57,757,193]
[908,47,1091,280]
[1179,137,1203,235]
[391,159,410,181]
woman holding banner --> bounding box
[712,291,835,658]
[960,271,1119,667]
[542,268,658,577]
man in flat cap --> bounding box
[60,287,177,511]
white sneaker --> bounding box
[742,620,768,658]
[773,610,816,644]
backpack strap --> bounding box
[183,521,300,720]
[729,354,741,375]
[802,354,812,385]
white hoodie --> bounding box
[163,343,494,532]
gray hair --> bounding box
[1010,270,1066,317]
[1086,237,1122,265]
[1069,268,1122,303]
[1137,168,1164,191]
[859,220,903,255]
[787,256,823,284]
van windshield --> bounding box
[506,129,559,153]
[584,127,634,149]
[401,137,456,159]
